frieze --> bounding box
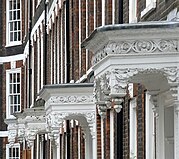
[92,39,178,65]
[47,95,94,104]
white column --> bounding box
[130,97,137,158]
[79,0,82,77]
[112,0,115,24]
[158,94,165,159]
[110,110,114,159]
[102,0,105,26]
[40,29,44,88]
[57,136,61,159]
[101,119,104,159]
[85,131,92,159]
[94,0,96,29]
[145,93,154,159]
[60,13,63,84]
[175,105,179,159]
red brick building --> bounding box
[1,0,179,159]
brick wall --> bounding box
[134,84,146,159]
[96,111,101,159]
[123,95,130,159]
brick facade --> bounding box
[0,0,179,159]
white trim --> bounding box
[129,0,137,23]
[0,131,8,137]
[94,0,96,29]
[110,110,114,159]
[86,0,88,37]
[40,32,44,88]
[112,0,115,24]
[145,93,154,159]
[6,68,21,119]
[141,0,156,18]
[78,127,81,159]
[47,0,57,22]
[75,67,93,83]
[79,0,82,78]
[6,0,22,47]
[0,54,24,64]
[6,143,20,159]
[57,17,60,84]
[130,97,137,159]
[102,0,105,26]
[31,11,45,40]
[60,14,63,84]
[37,31,40,93]
[64,5,67,83]
[101,119,104,159]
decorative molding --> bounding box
[47,95,94,105]
[92,39,178,65]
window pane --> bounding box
[18,32,20,41]
[16,148,19,157]
[9,147,12,157]
[13,1,16,9]
[14,22,17,30]
[18,95,20,104]
[10,23,13,31]
[10,74,12,83]
[13,148,15,156]
[14,95,17,104]
[10,32,13,41]
[17,73,20,82]
[17,0,20,9]
[14,105,17,112]
[13,11,16,20]
[17,84,20,93]
[9,1,12,10]
[17,10,20,19]
[10,95,13,104]
[18,21,20,30]
[14,32,17,41]
[18,105,20,111]
[9,11,13,20]
[10,106,13,114]
[13,84,16,93]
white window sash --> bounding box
[6,68,21,119]
[6,0,22,46]
[6,143,20,159]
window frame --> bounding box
[6,0,22,47]
[141,0,157,18]
[6,68,21,119]
[6,143,20,159]
[129,0,137,23]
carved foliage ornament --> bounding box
[47,95,94,104]
[94,72,111,103]
[93,39,178,64]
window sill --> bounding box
[141,2,156,18]
[5,41,22,48]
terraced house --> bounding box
[0,0,179,159]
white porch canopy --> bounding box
[82,21,179,159]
